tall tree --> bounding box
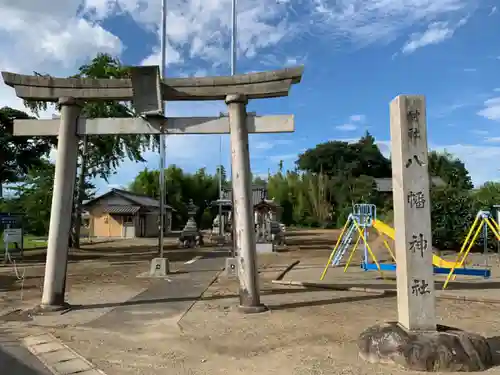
[4,160,94,236]
[0,107,52,198]
[296,132,391,178]
[472,181,500,211]
[129,165,219,228]
[428,151,473,190]
[26,53,157,247]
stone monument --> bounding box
[357,96,492,371]
[2,65,303,313]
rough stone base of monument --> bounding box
[148,257,170,277]
[223,257,238,278]
[358,322,492,372]
[256,243,274,253]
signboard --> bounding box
[3,228,22,243]
[0,213,20,225]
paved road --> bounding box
[0,335,51,375]
[86,254,226,332]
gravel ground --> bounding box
[1,231,499,375]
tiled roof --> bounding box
[112,189,161,208]
[222,185,268,206]
[84,188,175,211]
[102,205,141,214]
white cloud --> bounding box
[436,144,500,186]
[85,0,296,68]
[349,114,366,122]
[0,1,123,119]
[139,43,183,67]
[253,141,275,150]
[313,0,471,48]
[335,114,366,131]
[485,137,500,143]
[470,129,489,136]
[402,18,467,54]
[477,97,500,121]
[336,123,358,131]
[252,139,293,151]
[84,0,473,67]
[489,6,497,16]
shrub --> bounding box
[431,186,475,250]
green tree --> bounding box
[431,185,475,250]
[428,151,473,190]
[296,132,391,179]
[26,53,156,247]
[0,107,52,198]
[129,165,220,229]
[472,181,500,211]
[129,168,161,198]
[4,160,94,236]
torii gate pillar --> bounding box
[42,97,81,308]
[226,94,266,313]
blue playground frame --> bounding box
[362,262,491,278]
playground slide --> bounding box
[371,219,463,269]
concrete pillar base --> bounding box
[237,304,269,314]
[223,257,238,278]
[148,257,170,277]
[358,321,492,372]
[32,302,72,315]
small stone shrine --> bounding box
[179,200,203,248]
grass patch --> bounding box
[0,235,47,252]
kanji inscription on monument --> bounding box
[390,95,436,331]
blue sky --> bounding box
[1,0,500,194]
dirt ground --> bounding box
[0,229,500,375]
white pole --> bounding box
[159,0,167,257]
[218,138,223,236]
[229,0,237,255]
[231,0,237,75]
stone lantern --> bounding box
[179,199,203,248]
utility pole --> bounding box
[158,0,167,257]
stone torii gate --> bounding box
[2,65,303,314]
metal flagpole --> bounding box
[159,0,167,257]
[231,0,237,75]
[229,0,238,257]
[218,138,223,236]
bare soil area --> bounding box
[0,229,498,375]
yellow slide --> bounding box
[372,219,463,269]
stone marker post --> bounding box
[226,94,267,313]
[41,97,81,309]
[357,96,492,372]
[390,95,435,331]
